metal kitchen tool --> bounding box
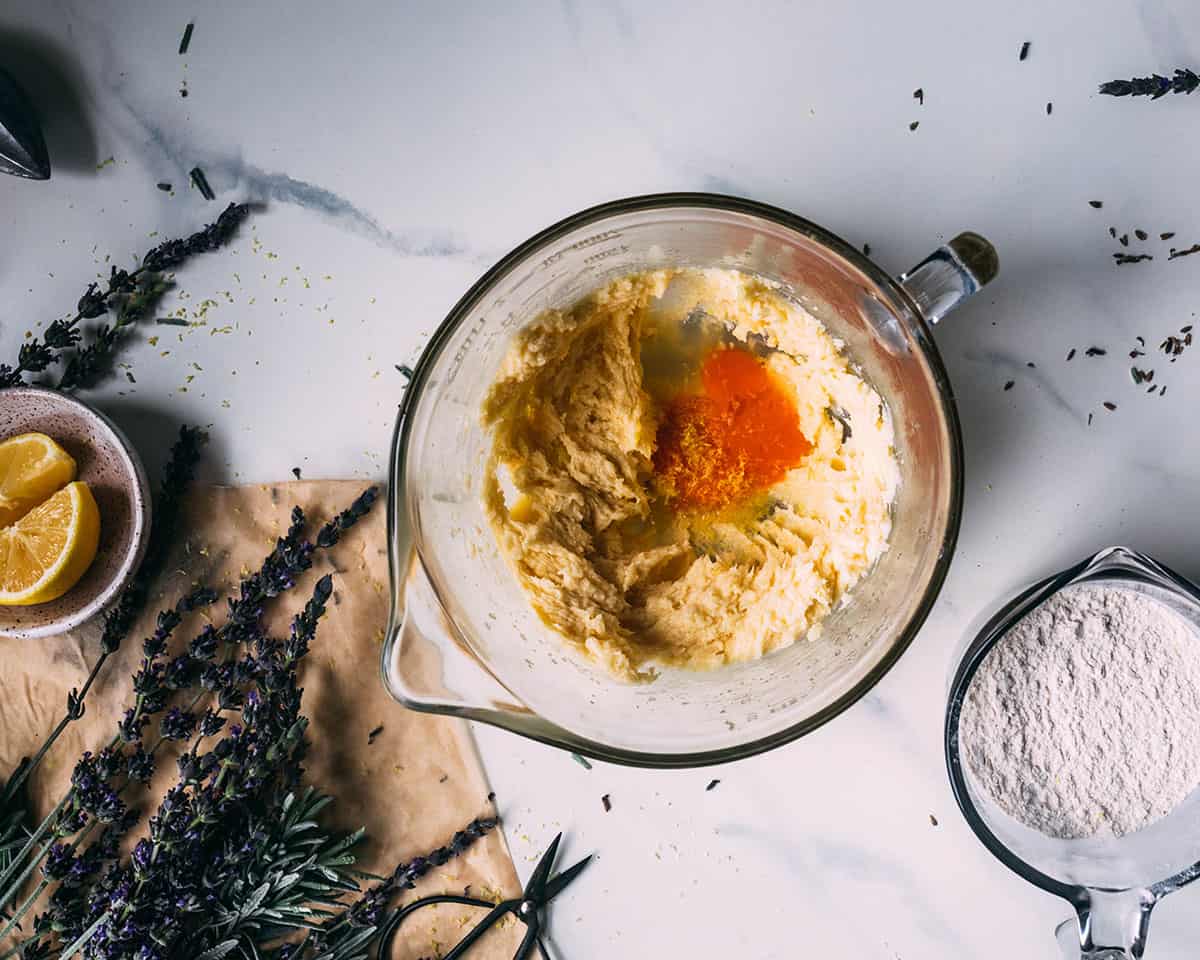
[945,546,1200,959]
[379,833,591,959]
[0,67,50,179]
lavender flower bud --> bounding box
[68,847,101,884]
[70,752,96,792]
[142,634,168,659]
[163,653,195,690]
[184,586,218,611]
[160,707,196,741]
[142,690,168,717]
[95,811,138,860]
[16,340,55,372]
[42,843,75,881]
[132,663,164,694]
[42,318,80,350]
[127,746,154,783]
[94,746,122,780]
[189,624,219,661]
[93,786,126,824]
[76,282,108,319]
[132,838,153,876]
[159,785,187,814]
[198,709,225,737]
[176,752,200,783]
[107,877,132,909]
[108,266,136,294]
[54,806,88,836]
[233,655,260,685]
[241,689,263,727]
[65,687,85,720]
[118,708,148,743]
[199,662,226,691]
[218,684,244,711]
[154,606,182,637]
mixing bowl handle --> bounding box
[1055,890,1156,960]
[897,231,998,325]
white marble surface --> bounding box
[4,0,1200,955]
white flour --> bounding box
[959,583,1200,839]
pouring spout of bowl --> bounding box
[1056,889,1156,960]
[898,232,998,325]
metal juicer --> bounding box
[0,67,50,179]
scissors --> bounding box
[0,67,50,179]
[379,833,591,959]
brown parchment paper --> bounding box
[0,481,522,959]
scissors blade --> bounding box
[513,915,541,960]
[540,854,592,904]
[523,833,562,901]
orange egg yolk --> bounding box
[652,347,811,512]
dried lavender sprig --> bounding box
[179,492,377,766]
[18,536,325,948]
[315,487,378,550]
[183,788,369,959]
[63,577,336,960]
[0,428,205,815]
[0,590,214,947]
[0,582,214,939]
[52,492,376,958]
[302,817,497,960]
[0,203,250,391]
[0,433,208,906]
[1099,68,1200,99]
[129,501,313,743]
[141,202,251,272]
[101,426,206,654]
[55,276,169,391]
[115,487,377,771]
[6,490,378,958]
[0,321,81,388]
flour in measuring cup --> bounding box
[959,583,1200,839]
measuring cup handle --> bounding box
[1056,890,1156,960]
[898,232,998,325]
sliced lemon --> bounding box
[0,481,100,606]
[0,432,77,527]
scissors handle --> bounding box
[441,900,519,960]
[379,893,500,958]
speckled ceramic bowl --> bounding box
[0,388,150,638]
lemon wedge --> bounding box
[0,432,77,527]
[0,481,100,605]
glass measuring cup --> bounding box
[384,192,997,767]
[945,546,1200,958]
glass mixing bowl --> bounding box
[384,193,996,767]
[945,547,1200,959]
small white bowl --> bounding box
[0,388,151,638]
